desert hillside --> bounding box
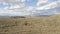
[0,15,60,34]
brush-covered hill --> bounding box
[0,15,60,34]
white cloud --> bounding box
[20,0,26,2]
[1,0,26,4]
[8,4,25,10]
[0,9,9,16]
[0,0,4,3]
[0,6,34,16]
[36,1,58,10]
[2,0,59,16]
[0,0,26,10]
[0,0,60,16]
[0,0,33,16]
[37,0,48,6]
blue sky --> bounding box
[0,0,60,16]
[25,0,37,7]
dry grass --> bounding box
[0,15,60,34]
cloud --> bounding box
[0,0,26,9]
[0,8,10,16]
[36,1,58,10]
[0,0,33,16]
[0,6,34,16]
[37,0,48,6]
[0,0,60,16]
[8,4,25,10]
[0,0,26,3]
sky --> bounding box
[0,0,60,16]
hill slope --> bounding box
[0,15,60,34]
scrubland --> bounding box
[0,15,60,34]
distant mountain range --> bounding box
[0,15,54,18]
